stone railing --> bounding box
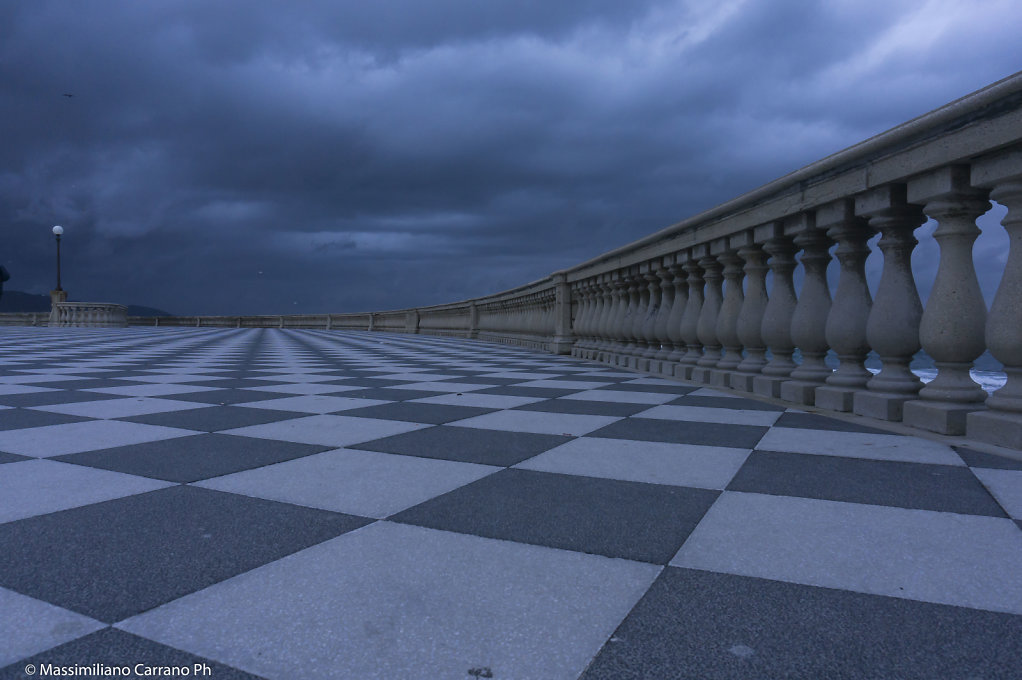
[52,302,128,327]
[126,72,1022,447]
[0,313,49,326]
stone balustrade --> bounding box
[122,72,1022,447]
[52,302,127,327]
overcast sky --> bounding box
[2,0,1020,315]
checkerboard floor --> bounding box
[1,327,1021,679]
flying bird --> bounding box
[62,93,73,98]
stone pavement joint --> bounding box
[1,327,1020,679]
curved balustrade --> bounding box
[124,73,1022,448]
[52,302,127,327]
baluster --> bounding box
[638,268,662,371]
[652,262,676,374]
[711,248,745,387]
[815,199,875,412]
[607,273,630,364]
[754,226,799,398]
[904,166,990,434]
[665,259,688,365]
[781,218,834,405]
[968,151,1022,448]
[732,238,768,391]
[853,185,927,421]
[676,254,704,380]
[594,277,614,361]
[629,267,654,369]
[690,252,722,383]
[621,269,643,365]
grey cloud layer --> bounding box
[2,0,1019,314]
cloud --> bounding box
[1,0,1019,315]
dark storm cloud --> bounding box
[1,0,1019,315]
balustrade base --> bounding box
[674,363,699,381]
[689,367,715,384]
[728,373,758,392]
[780,380,823,406]
[814,385,858,412]
[966,410,1022,449]
[903,400,984,435]
[853,391,917,421]
[708,369,732,387]
[753,375,788,398]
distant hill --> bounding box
[0,290,171,317]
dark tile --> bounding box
[0,628,261,680]
[436,376,522,386]
[665,395,785,411]
[162,388,292,405]
[391,468,718,564]
[0,451,30,464]
[322,377,416,388]
[54,433,329,483]
[590,418,768,448]
[120,406,299,432]
[0,485,369,622]
[581,567,1022,680]
[0,391,123,409]
[596,383,696,395]
[339,388,447,402]
[474,386,579,398]
[340,402,497,424]
[513,399,650,417]
[18,378,130,390]
[0,409,91,432]
[179,378,284,389]
[728,450,1007,517]
[356,425,570,466]
[955,446,1022,471]
[772,411,896,434]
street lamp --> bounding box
[52,225,64,291]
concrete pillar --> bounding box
[853,185,927,421]
[815,199,875,412]
[675,254,704,380]
[754,226,799,398]
[731,238,769,391]
[968,150,1022,448]
[710,248,745,387]
[551,273,574,355]
[903,166,990,433]
[781,218,833,405]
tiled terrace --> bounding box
[1,327,1020,679]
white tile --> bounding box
[971,468,1022,519]
[622,377,683,386]
[685,387,745,398]
[221,415,428,447]
[0,588,105,666]
[636,404,782,426]
[234,395,389,414]
[118,522,659,680]
[451,410,620,436]
[0,375,74,384]
[196,449,498,518]
[85,384,221,397]
[518,379,614,390]
[671,491,1022,614]
[478,372,561,380]
[254,373,344,383]
[0,420,196,457]
[393,381,490,393]
[241,383,362,395]
[30,397,211,419]
[516,437,750,489]
[0,384,58,396]
[755,427,964,465]
[0,459,173,523]
[560,390,678,405]
[411,393,545,409]
[373,372,466,382]
[117,374,228,384]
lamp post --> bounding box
[52,225,64,291]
